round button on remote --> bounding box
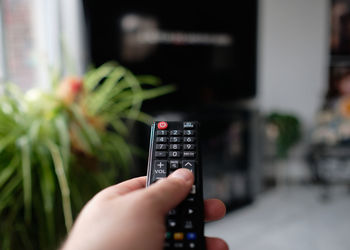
[157,121,168,130]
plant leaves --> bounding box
[36,146,56,243]
[70,104,101,147]
[119,111,154,125]
[0,172,21,214]
[110,119,129,136]
[17,136,32,223]
[46,140,73,232]
[136,75,161,86]
[86,66,126,115]
[0,156,19,189]
[84,62,117,91]
[0,128,22,153]
[54,115,70,171]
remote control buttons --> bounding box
[184,220,194,229]
[183,121,195,129]
[169,151,181,158]
[156,144,167,150]
[190,185,196,194]
[170,144,182,150]
[158,121,168,130]
[168,219,177,228]
[152,160,167,182]
[155,151,167,158]
[165,232,172,240]
[183,151,196,158]
[173,232,184,240]
[170,137,181,143]
[189,242,196,248]
[187,208,195,215]
[184,144,195,150]
[156,137,167,143]
[169,160,180,170]
[182,160,195,172]
[184,137,195,143]
[186,232,197,240]
[184,130,195,136]
[173,242,184,248]
[168,208,177,215]
[156,130,167,136]
[187,196,195,202]
[170,130,182,136]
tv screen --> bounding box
[83,1,258,110]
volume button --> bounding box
[152,160,167,182]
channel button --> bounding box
[182,160,195,173]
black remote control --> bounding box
[146,121,205,250]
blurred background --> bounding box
[1,0,350,249]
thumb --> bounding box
[145,168,194,213]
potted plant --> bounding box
[263,112,302,186]
[0,62,174,250]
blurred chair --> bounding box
[308,144,350,200]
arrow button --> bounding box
[187,208,194,215]
[182,160,195,173]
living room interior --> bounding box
[0,0,349,249]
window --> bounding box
[0,0,86,90]
[1,0,35,90]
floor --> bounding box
[205,185,350,250]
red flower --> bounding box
[57,76,83,105]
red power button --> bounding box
[157,121,168,130]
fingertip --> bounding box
[206,237,229,250]
[204,199,226,222]
[168,168,194,184]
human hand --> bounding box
[61,168,228,250]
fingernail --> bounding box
[169,168,193,182]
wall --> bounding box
[257,0,330,128]
[0,1,4,83]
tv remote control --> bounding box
[146,121,205,249]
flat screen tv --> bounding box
[82,1,258,110]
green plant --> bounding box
[266,112,301,159]
[0,62,175,250]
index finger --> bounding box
[102,176,147,196]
